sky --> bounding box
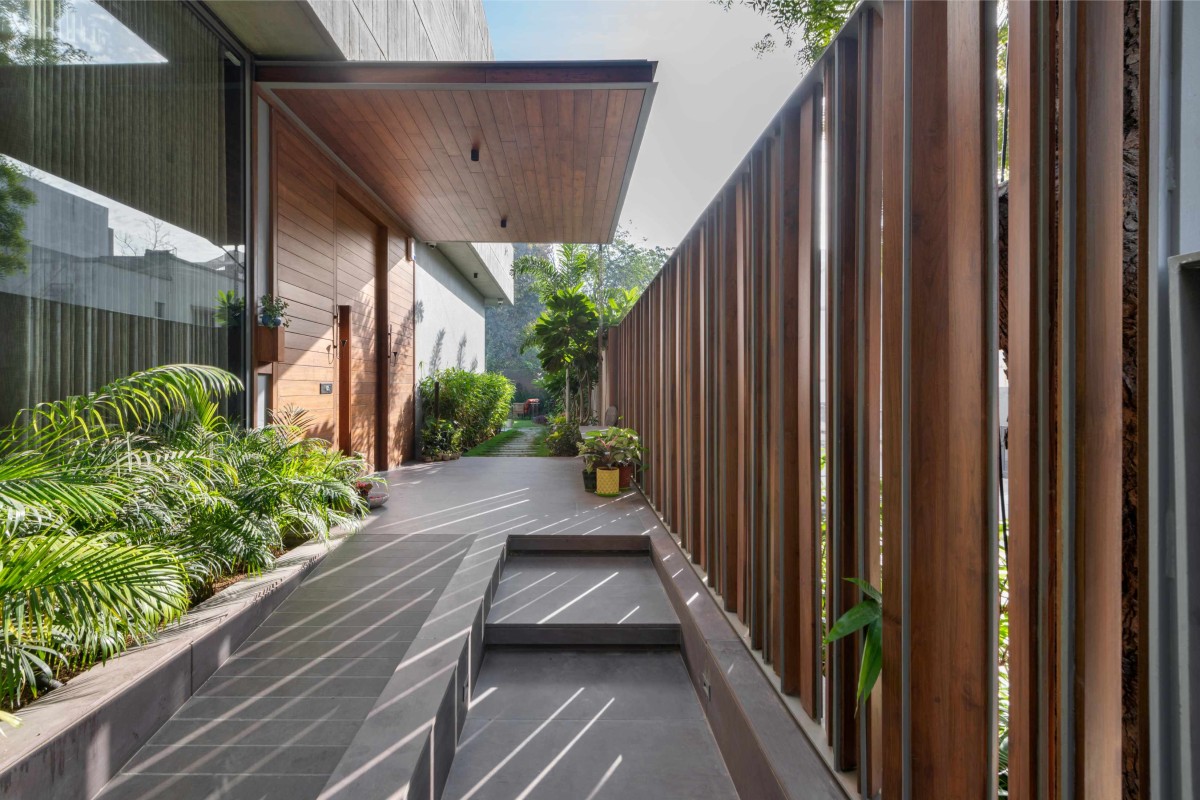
[481,0,807,249]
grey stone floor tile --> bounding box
[95,773,329,800]
[172,695,378,722]
[230,638,417,660]
[274,595,439,612]
[442,719,738,800]
[242,624,421,644]
[123,742,346,776]
[467,649,704,722]
[258,608,436,628]
[487,554,676,626]
[214,656,399,678]
[149,718,363,747]
[195,675,393,699]
[279,584,439,603]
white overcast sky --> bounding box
[482,0,806,249]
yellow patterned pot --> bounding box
[596,467,620,497]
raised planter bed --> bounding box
[0,533,349,800]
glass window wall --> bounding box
[0,0,246,422]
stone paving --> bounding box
[92,457,695,800]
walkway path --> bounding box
[465,424,547,455]
[93,458,677,800]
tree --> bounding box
[0,0,89,67]
[0,158,34,278]
[525,286,599,423]
[716,0,856,68]
[489,233,670,414]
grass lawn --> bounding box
[465,423,550,457]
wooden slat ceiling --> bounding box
[259,61,657,244]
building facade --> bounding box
[0,0,648,467]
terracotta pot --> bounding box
[596,467,620,497]
[618,463,633,489]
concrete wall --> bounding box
[304,0,493,61]
[414,242,486,380]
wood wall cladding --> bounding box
[269,85,648,244]
[603,2,1146,798]
[269,108,416,467]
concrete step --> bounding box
[486,553,678,647]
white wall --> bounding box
[414,242,486,380]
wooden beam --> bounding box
[256,59,658,88]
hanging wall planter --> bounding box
[254,294,290,364]
[254,324,286,365]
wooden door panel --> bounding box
[335,198,380,466]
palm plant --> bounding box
[0,365,370,723]
[524,286,600,422]
[1,536,188,711]
[512,243,599,304]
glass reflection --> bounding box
[0,0,245,422]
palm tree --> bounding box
[526,286,600,422]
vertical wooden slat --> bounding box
[736,176,749,620]
[794,94,823,717]
[1066,2,1124,796]
[825,37,861,771]
[697,224,709,571]
[881,2,997,798]
[776,104,803,695]
[860,11,886,796]
[1007,2,1059,796]
[720,183,742,611]
[765,132,781,667]
[748,147,766,650]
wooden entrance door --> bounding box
[334,197,382,465]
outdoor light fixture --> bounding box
[500,216,508,228]
[471,146,479,162]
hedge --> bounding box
[419,368,515,450]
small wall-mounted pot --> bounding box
[254,324,286,365]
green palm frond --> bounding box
[0,535,188,706]
[5,364,241,448]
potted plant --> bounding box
[580,430,620,496]
[258,294,290,328]
[607,427,644,489]
[577,433,608,492]
[255,294,290,364]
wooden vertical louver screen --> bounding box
[602,1,1142,797]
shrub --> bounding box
[0,366,370,721]
[419,368,515,450]
[545,414,582,457]
[420,418,463,459]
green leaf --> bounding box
[824,597,881,644]
[856,617,882,707]
[845,576,881,603]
